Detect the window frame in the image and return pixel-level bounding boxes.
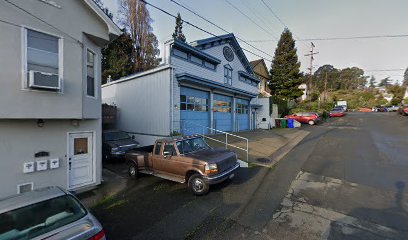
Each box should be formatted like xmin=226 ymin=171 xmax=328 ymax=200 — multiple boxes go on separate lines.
xmin=180 ymin=94 xmax=209 ymax=112
xmin=224 ymin=65 xmax=233 ymax=85
xmin=85 ymin=48 xmax=97 ymax=98
xmin=21 ymin=26 xmax=64 ymax=93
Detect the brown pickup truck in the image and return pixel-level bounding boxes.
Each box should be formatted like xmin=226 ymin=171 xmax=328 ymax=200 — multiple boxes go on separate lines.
xmin=125 ymin=135 xmax=240 ymax=195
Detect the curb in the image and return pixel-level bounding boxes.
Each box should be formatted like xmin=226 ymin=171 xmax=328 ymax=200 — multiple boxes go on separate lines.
xmin=251 ymin=130 xmax=310 ymax=168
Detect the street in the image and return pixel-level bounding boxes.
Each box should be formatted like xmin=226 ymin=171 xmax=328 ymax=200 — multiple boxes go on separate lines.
xmin=92 ymin=112 xmax=408 ymax=240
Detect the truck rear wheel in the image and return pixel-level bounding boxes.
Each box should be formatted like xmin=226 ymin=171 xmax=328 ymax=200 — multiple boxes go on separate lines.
xmin=188 ymin=174 xmax=209 ymax=196
xmin=128 ymin=162 xmax=138 ymax=179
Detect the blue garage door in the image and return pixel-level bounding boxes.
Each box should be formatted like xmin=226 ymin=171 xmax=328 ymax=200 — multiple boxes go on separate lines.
xmin=236 ymin=98 xmax=250 ymax=131
xmin=213 ymin=94 xmax=233 ymax=132
xmin=180 ymin=87 xmax=210 ymax=135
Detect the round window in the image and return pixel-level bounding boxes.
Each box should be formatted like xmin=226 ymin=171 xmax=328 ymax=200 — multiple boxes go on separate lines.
xmin=223 ymin=46 xmax=234 ymax=62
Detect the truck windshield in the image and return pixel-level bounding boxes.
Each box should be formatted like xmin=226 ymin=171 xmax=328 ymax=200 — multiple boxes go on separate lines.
xmin=104 ymin=131 xmax=130 ymax=141
xmin=176 ymin=137 xmax=210 ymax=154
xmin=0 ymin=195 xmax=87 ymax=240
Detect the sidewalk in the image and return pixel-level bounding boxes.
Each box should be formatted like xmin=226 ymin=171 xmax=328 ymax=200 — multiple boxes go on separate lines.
xmin=205 ymin=128 xmax=310 ymax=167
xmin=77 ymin=168 xmax=127 ymax=209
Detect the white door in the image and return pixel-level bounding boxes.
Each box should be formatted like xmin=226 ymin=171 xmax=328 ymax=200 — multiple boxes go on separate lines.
xmin=68 ymin=132 xmax=94 ymax=189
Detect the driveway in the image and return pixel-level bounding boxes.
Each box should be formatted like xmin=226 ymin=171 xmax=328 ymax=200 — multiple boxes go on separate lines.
xmin=91 ymin=113 xmax=408 ymax=239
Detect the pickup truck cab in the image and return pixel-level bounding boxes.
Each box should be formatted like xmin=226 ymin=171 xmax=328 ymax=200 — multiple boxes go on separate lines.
xmin=125 ymin=135 xmax=240 ymax=195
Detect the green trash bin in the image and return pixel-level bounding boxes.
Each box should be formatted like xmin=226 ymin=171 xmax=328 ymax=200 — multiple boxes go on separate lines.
xmin=281 ymin=119 xmax=287 ymax=128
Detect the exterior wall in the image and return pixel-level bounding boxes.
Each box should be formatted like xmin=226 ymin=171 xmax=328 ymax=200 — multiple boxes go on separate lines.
xmin=102 ymin=67 xmax=172 ymax=146
xmin=256 ymin=98 xmax=271 ymax=129
xmin=298 ymin=84 xmax=308 ymax=101
xmin=0 ymin=119 xmax=101 ymax=198
xmin=252 ymin=61 xmax=271 ymax=94
xmin=169 ymin=42 xmax=257 ymax=132
xmin=404 ymin=87 xmax=408 ymax=99
xmin=0 ymin=0 xmax=108 ymax=119
xmin=170 ymin=43 xmax=258 ymax=96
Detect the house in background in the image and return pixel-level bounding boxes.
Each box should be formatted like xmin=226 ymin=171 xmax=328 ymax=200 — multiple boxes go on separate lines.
xmin=249 ymin=59 xmax=275 ymax=129
xmin=298 ymin=83 xmax=308 ymax=101
xmin=102 ymin=34 xmax=260 ymax=146
xmin=404 ymin=86 xmax=408 ymax=100
xmin=0 ymin=0 xmax=121 ymax=198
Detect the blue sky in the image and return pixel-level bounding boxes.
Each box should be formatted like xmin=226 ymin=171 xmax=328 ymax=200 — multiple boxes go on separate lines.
xmin=102 ymin=0 xmax=408 ymax=84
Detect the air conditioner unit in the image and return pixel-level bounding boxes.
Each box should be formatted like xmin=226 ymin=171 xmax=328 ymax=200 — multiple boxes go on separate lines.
xmin=29 ymin=70 xmax=60 ymax=90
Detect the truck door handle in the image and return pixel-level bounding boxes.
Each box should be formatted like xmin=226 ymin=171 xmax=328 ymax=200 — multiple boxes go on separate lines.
xmin=69 ymin=162 xmax=72 ymax=170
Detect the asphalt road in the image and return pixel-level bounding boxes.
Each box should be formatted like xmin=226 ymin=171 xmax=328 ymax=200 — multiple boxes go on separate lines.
xmin=92 ymin=112 xmax=408 ymax=240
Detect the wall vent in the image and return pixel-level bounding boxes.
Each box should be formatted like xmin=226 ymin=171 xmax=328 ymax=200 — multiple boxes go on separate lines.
xmin=17 ymin=182 xmax=34 ymax=194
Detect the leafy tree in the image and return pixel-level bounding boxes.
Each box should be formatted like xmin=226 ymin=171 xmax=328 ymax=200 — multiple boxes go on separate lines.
xmin=403 ymin=67 xmax=408 ymax=87
xmin=101 ymin=32 xmax=134 ymax=83
xmin=119 ymin=0 xmax=160 ymax=73
xmin=172 ymin=13 xmax=186 ymax=42
xmin=312 ymin=64 xmax=340 ymax=91
xmin=387 ymin=85 xmax=405 ymax=105
xmin=337 ymin=67 xmax=367 ymax=90
xmin=269 ymin=28 xmax=303 ymax=100
xmin=378 ymin=77 xmax=392 ymax=87
xmin=369 ymin=75 xmax=376 ymax=88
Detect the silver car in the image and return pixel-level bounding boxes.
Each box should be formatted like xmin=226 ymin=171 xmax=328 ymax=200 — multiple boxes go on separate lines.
xmin=0 ymin=186 xmax=105 ymax=240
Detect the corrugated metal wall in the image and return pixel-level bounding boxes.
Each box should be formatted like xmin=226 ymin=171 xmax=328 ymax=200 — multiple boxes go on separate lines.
xmin=102 ymin=67 xmax=172 ymax=140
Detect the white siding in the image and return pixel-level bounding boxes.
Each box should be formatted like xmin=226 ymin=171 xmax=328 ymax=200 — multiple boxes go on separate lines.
xmin=170 ymin=43 xmax=258 ymax=96
xmin=102 ymin=67 xmax=172 ymax=145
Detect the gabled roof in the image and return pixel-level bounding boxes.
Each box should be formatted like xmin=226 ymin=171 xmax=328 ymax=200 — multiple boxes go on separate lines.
xmin=191 ymin=33 xmax=254 ymax=75
xmin=83 ymin=0 xmax=122 ymax=39
xmin=250 ymin=59 xmax=270 ymax=80
xmin=167 ymin=39 xmax=221 ymax=64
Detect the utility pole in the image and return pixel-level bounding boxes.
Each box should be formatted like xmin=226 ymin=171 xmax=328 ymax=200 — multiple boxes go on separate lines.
xmin=304 ymin=42 xmax=319 ymax=97
xmin=324 ymin=72 xmax=328 ymax=101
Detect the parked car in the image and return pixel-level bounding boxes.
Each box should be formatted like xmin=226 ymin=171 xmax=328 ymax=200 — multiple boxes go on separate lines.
xmin=334 ymin=105 xmax=347 ymax=112
xmin=125 ymin=135 xmax=240 ymax=196
xmin=285 ymin=112 xmax=320 ymax=125
xmin=386 ymin=105 xmax=399 ymax=112
xmin=0 ymin=186 xmax=105 ymax=240
xmin=398 ymin=104 xmax=408 ymax=116
xmin=329 ymin=109 xmax=345 ymax=117
xmin=358 ymin=107 xmax=372 ymax=112
xmin=102 ymin=130 xmax=139 ymax=161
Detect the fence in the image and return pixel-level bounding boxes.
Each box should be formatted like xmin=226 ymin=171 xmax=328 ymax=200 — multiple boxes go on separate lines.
xmin=176 ymin=120 xmax=249 ymax=163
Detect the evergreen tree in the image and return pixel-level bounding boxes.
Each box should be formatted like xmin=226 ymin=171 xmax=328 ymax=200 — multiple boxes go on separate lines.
xmin=369 ymin=75 xmax=376 ymax=88
xmin=269 ymin=28 xmax=303 ymax=100
xmin=172 ymin=13 xmax=186 ymax=42
xmin=101 ymin=32 xmax=134 ymax=83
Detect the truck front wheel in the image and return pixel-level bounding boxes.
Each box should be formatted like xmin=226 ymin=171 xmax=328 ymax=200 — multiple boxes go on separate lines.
xmin=188 ymin=174 xmax=209 ymax=196
xmin=128 ymin=162 xmax=138 ymax=179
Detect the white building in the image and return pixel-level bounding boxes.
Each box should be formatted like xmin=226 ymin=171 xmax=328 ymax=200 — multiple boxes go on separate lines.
xmin=298 ymin=83 xmax=308 ymax=101
xmin=0 ymin=0 xmax=121 ymax=198
xmin=102 ymin=34 xmax=261 ymax=146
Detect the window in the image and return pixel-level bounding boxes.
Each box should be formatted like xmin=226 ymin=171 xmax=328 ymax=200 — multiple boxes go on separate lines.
xmin=86 ymin=50 xmax=96 ymax=97
xmin=0 ymin=195 xmax=86 ymax=240
xmin=74 ymin=138 xmax=88 ymax=155
xmin=224 ymin=65 xmax=232 ymax=85
xmin=236 ymin=103 xmax=249 ymax=114
xmin=173 ymin=48 xmax=188 ymax=59
xmin=155 ymin=143 xmax=162 ymax=155
xmin=204 ymin=61 xmax=216 ymax=70
xmin=26 ymin=29 xmax=60 ymax=88
xmin=176 ymin=138 xmax=210 ymax=155
xmin=163 ymin=143 xmax=176 ymax=156
xmin=190 ymin=55 xmax=203 ymax=65
xmin=180 ymin=95 xmax=209 ymax=112
xmin=213 ymin=100 xmax=231 ymax=113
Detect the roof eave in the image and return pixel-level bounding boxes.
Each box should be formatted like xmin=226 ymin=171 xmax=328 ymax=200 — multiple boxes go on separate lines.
xmin=83 ymin=0 xmax=122 ymax=39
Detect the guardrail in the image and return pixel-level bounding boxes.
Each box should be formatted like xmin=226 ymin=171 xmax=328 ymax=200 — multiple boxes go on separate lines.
xmin=177 ymin=120 xmax=249 ymax=163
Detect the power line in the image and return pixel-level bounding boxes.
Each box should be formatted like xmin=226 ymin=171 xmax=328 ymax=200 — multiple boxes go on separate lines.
xmin=365 ymin=69 xmax=405 ymax=72
xmin=4 ymin=0 xmax=83 ymax=46
xmin=260 ymin=0 xmax=310 ymax=49
xmin=141 ymin=0 xmax=273 ymax=62
xmin=169 ymin=0 xmax=274 ymax=59
xmin=238 ymin=0 xmax=281 ymax=39
xmin=244 ymin=34 xmax=408 ymax=42
xmin=224 ymin=0 xmax=277 ymax=41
